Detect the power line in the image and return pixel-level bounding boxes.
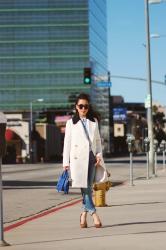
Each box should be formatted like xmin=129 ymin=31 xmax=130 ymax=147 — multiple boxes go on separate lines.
xmin=111 ymin=75 xmax=166 ymax=86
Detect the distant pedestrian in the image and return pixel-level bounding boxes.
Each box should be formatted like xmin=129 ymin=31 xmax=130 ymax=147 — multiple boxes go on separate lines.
xmin=63 ymin=93 xmax=107 ymax=228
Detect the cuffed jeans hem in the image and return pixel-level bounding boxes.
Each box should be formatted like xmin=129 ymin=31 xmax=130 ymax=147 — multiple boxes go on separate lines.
xmin=82 ymin=206 xmax=96 ymax=215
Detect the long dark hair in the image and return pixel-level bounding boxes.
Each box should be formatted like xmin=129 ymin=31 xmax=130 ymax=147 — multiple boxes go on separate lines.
xmin=75 ymin=93 xmax=100 ymax=121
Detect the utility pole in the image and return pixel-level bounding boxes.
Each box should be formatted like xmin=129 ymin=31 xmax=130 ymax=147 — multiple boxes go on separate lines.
xmin=144 ymin=0 xmax=155 ymax=175
xmin=107 ymin=71 xmax=111 ymax=155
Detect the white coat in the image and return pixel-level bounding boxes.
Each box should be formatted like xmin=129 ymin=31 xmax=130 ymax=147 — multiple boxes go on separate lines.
xmin=63 ymin=117 xmax=107 ymax=188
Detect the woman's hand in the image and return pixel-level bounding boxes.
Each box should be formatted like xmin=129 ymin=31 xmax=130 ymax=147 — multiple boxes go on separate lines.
xmin=106 ymin=170 xmax=111 ymax=177
xmin=63 ymin=166 xmax=70 ymax=171
xmin=95 ymin=156 xmax=101 ymax=167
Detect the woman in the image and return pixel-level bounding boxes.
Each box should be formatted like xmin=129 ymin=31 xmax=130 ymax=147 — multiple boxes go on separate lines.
xmin=63 ymin=93 xmax=107 ymax=228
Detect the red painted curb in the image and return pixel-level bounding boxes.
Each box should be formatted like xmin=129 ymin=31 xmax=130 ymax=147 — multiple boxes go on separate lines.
xmin=4 ymin=198 xmax=82 ymax=232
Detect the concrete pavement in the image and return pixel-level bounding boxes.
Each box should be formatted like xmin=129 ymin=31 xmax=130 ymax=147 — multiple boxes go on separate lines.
xmin=3 ymin=166 xmax=166 ymax=249
xmin=2 ymin=156 xmax=151 ymax=223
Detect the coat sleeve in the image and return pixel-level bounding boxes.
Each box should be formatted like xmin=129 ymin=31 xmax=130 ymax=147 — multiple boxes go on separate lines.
xmin=63 ymin=119 xmax=72 ymax=167
xmin=94 ymin=120 xmax=108 ymax=183
xmin=95 ymin=120 xmax=103 ymax=159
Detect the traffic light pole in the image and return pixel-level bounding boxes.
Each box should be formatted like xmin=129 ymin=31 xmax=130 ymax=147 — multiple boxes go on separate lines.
xmin=107 ymin=71 xmax=111 ymax=155
xmin=144 ymin=0 xmax=155 ymax=175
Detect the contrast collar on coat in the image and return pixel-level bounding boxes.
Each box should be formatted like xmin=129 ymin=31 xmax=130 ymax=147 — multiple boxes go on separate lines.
xmin=72 ymin=113 xmax=95 ymax=124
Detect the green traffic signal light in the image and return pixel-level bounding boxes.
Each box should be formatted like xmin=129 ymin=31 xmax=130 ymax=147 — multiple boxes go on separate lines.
xmin=84 ymin=77 xmax=91 ymax=84
xmin=84 ymin=67 xmax=91 ymax=84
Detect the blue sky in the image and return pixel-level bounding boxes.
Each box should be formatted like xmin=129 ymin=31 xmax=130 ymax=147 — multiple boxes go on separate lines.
xmin=107 ymin=0 xmax=166 ymax=106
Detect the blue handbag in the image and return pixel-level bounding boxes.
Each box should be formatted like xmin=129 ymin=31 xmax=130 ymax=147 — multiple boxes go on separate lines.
xmin=56 ymin=170 xmax=69 ymax=194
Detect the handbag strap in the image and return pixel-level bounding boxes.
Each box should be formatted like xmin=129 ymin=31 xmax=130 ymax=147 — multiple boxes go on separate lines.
xmin=80 ymin=119 xmax=92 ymax=149
xmin=63 ymin=170 xmax=69 ymax=178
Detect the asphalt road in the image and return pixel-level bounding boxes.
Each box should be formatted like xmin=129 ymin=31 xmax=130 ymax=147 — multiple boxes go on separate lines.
xmin=2 ymin=163 xmax=81 ymax=224
xmin=2 ymin=155 xmax=164 ymax=224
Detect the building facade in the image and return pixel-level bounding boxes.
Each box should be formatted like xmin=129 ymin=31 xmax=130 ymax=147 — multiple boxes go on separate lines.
xmin=0 ymin=0 xmax=108 ymax=110
xmin=0 ymin=0 xmax=109 ymax=153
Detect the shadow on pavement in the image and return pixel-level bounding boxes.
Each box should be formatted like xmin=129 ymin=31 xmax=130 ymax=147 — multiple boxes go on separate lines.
xmin=8 ymin=227 xmax=166 ymax=247
xmin=3 ymin=180 xmax=57 ymax=189
xmin=3 ymin=180 xmax=124 ymax=189
xmin=105 ymin=159 xmax=164 ymax=164
xmin=111 ymin=201 xmax=165 ymax=207
xmin=103 ymin=219 xmax=166 ymax=228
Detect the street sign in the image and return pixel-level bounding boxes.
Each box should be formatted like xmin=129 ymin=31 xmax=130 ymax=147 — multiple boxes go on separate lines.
xmin=145 ymin=94 xmax=151 ymax=108
xmin=113 ymin=108 xmax=127 ymax=122
xmin=96 ymin=81 xmax=112 ymax=87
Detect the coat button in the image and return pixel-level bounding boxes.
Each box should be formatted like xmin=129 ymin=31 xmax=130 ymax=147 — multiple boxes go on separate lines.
xmin=75 ymin=145 xmax=78 ymax=147
xmin=74 ymin=157 xmax=78 ymax=160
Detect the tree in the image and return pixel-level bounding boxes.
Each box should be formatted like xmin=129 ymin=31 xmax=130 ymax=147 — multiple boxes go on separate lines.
xmin=153 ymin=105 xmax=166 ymax=145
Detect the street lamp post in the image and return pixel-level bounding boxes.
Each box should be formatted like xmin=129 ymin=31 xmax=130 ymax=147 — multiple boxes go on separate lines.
xmin=30 ymin=98 xmax=44 ymax=132
xmin=30 ymin=101 xmax=33 ymax=133
xmin=144 ymin=0 xmax=155 ymax=175
xmin=30 ymin=98 xmax=44 ymax=162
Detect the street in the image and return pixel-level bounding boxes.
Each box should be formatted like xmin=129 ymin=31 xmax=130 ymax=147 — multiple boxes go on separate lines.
xmin=2 ymin=163 xmax=80 ymax=224
xmin=2 ymin=155 xmax=165 ymax=224
xmin=2 ymin=154 xmax=166 ymax=250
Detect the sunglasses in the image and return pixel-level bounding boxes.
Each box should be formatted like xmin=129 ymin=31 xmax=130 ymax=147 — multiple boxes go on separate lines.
xmin=77 ymin=104 xmax=89 ymax=110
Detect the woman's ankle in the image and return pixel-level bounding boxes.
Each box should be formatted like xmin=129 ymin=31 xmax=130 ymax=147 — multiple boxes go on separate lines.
xmin=81 ymin=212 xmax=87 ymax=220
xmin=80 ymin=212 xmax=87 ymax=224
xmin=80 ymin=212 xmax=88 ymax=228
xmin=82 ymin=211 xmax=87 ymax=217
xmin=92 ymin=213 xmax=101 ymax=222
xmin=92 ymin=213 xmax=102 ymax=227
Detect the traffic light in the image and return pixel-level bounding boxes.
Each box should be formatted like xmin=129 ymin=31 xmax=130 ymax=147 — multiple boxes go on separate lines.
xmin=83 ymin=67 xmax=91 ymax=84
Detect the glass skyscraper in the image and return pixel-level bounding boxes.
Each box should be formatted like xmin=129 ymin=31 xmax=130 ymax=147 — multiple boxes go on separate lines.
xmin=0 ymin=0 xmax=108 ymax=112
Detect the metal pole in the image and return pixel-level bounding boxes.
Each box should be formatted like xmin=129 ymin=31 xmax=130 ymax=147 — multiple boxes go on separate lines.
xmin=30 ymin=101 xmax=33 ymax=163
xmin=107 ymin=71 xmax=111 ymax=154
xmin=0 ymin=157 xmax=4 ymax=242
xmin=144 ymin=0 xmax=155 ymax=175
xmin=0 ymin=157 xmax=10 ymax=246
xmin=130 ymin=152 xmax=134 ymax=186
xmin=30 ymin=101 xmax=33 ymax=133
xmin=29 ymin=98 xmax=43 ymax=162
xmin=154 ymin=151 xmax=157 ymax=176
xmin=146 ymin=152 xmax=149 ymax=179
xmin=163 ymin=151 xmax=165 ymax=170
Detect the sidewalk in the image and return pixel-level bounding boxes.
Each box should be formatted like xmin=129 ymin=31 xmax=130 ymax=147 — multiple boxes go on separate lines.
xmin=4 ymin=169 xmax=166 ymax=250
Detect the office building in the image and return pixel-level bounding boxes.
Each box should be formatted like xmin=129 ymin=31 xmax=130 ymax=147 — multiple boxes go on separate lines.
xmin=0 ymin=0 xmax=108 ymax=109
xmin=0 ymin=0 xmax=109 ymax=152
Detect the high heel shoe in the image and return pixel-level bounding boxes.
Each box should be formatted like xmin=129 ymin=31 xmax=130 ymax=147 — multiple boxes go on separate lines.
xmin=92 ymin=213 xmax=102 ymax=228
xmin=80 ymin=213 xmax=87 ymax=228
xmin=95 ymin=222 xmax=102 ymax=228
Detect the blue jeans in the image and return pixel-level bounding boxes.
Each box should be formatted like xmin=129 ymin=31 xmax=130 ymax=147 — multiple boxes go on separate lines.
xmin=81 ymin=152 xmax=96 ymax=215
